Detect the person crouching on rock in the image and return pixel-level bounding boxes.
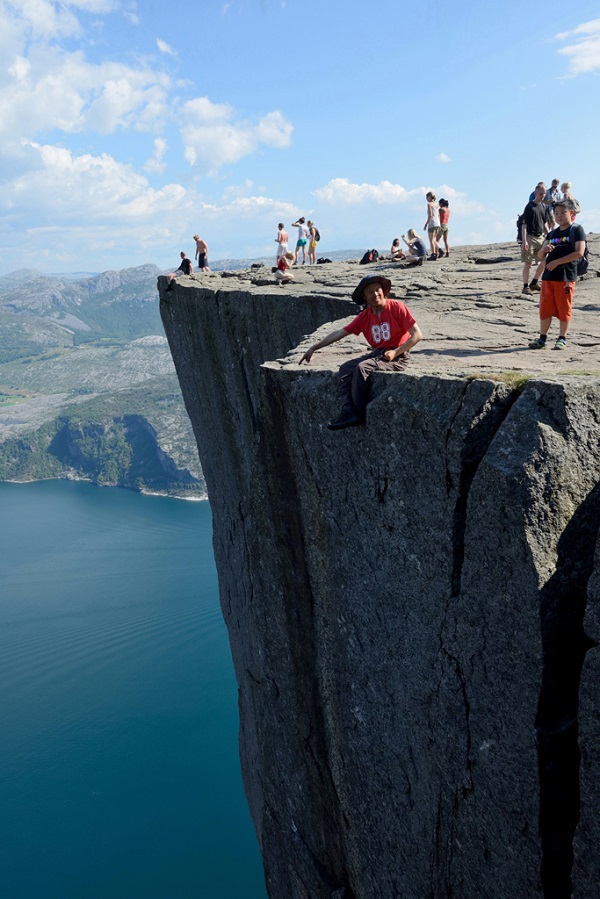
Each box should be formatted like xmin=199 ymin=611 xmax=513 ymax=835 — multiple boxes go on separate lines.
xmin=275 ymin=252 xmax=295 ymax=284
xmin=300 ymin=274 xmax=423 ymax=430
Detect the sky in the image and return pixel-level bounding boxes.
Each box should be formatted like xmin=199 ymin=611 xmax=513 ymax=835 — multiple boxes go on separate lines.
xmin=0 ymin=0 xmax=599 ymax=275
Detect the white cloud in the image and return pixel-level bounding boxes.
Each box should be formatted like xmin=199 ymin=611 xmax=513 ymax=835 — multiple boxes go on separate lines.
xmin=314 ymin=178 xmax=485 ymax=216
xmin=555 ymin=18 xmax=600 ymax=75
xmin=144 ymin=137 xmax=168 ymax=174
xmin=156 ymin=37 xmax=176 ymax=56
xmin=0 ymin=39 xmax=172 ymax=143
xmin=436 ymin=152 xmax=451 ymax=163
xmin=314 ymin=178 xmax=417 ymax=205
xmin=3 ymin=0 xmax=116 ymax=41
xmin=180 ymin=97 xmax=293 ymax=171
xmin=6 ymin=141 xmax=186 ymax=223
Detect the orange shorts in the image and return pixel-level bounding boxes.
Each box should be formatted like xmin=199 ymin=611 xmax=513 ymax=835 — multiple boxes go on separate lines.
xmin=540 ymin=280 xmax=575 ymax=321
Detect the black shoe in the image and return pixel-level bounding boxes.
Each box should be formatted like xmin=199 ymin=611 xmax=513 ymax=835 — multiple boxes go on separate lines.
xmin=428 ymin=254 xmax=437 ymax=261
xmin=327 ymin=412 xmax=363 ymax=430
xmin=417 ymin=257 xmax=424 ymax=266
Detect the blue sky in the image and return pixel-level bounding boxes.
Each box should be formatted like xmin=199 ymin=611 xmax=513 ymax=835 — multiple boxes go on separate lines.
xmin=0 ymin=0 xmax=599 ymax=274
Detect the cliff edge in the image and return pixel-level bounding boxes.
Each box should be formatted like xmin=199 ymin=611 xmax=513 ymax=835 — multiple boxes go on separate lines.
xmin=160 ymin=243 xmax=600 ymax=899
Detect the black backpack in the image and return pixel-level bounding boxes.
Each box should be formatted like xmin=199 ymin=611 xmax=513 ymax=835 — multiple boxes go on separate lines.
xmin=570 ymin=225 xmax=589 ymax=277
xmin=360 ymin=248 xmax=380 ymax=265
xmin=516 ymin=213 xmax=524 ymax=244
xmin=314 ymin=228 xmax=321 ymax=242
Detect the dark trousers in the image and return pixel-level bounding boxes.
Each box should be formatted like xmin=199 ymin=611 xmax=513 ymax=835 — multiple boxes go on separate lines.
xmin=338 ymin=350 xmax=409 ymax=416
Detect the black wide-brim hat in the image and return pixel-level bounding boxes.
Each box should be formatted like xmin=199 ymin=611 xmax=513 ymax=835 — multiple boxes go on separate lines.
xmin=351 ymin=274 xmax=392 ymax=304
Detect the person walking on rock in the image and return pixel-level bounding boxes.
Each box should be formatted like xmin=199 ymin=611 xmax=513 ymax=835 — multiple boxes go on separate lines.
xmin=561 ymin=182 xmax=580 ymax=215
xmin=307 ymin=220 xmax=319 ymax=265
xmin=528 ymin=199 xmax=586 ymax=351
xmin=275 ymin=223 xmax=289 ymax=263
xmin=424 ymin=192 xmax=440 ymax=260
xmin=193 ymin=234 xmax=210 ymax=271
xmin=520 ymin=184 xmax=551 ymax=295
xmin=544 ymin=179 xmax=561 ymax=227
xmin=438 ymin=199 xmax=450 ymax=257
xmin=292 ymin=217 xmax=309 ymax=265
xmin=300 ymin=274 xmax=422 ymax=430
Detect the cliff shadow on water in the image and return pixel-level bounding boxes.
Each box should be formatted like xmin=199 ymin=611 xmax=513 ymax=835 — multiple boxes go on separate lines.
xmin=159 ymin=267 xmax=600 ymax=899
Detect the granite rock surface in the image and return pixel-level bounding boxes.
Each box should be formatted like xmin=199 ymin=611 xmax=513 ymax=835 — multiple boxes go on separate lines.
xmin=160 ymin=239 xmax=600 ymax=898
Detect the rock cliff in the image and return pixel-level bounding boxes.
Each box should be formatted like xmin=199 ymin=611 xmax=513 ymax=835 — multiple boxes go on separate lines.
xmin=159 ymin=244 xmax=600 ymax=899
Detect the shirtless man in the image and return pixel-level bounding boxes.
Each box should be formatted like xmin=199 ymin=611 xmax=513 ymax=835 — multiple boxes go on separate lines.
xmin=275 ymin=223 xmax=289 ymax=263
xmin=193 ymin=235 xmax=210 ymax=272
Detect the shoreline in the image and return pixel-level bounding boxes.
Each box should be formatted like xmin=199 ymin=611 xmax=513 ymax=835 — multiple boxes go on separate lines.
xmin=2 ymin=474 xmax=208 ymax=502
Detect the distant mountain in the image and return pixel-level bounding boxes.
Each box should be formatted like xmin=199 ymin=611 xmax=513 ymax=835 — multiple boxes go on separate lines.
xmin=0 ymin=266 xmax=204 ymax=497
xmin=0 ymin=265 xmax=164 ymax=358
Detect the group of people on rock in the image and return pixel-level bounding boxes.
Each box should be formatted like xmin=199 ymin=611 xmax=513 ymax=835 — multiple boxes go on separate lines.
xmin=165 ymin=234 xmax=209 ymax=288
xmin=161 ymin=178 xmax=587 ymax=431
xmin=519 ymin=179 xmax=585 ymax=351
xmin=276 ymin=219 xmax=320 ymax=266
xmin=389 ymin=195 xmax=451 ymax=266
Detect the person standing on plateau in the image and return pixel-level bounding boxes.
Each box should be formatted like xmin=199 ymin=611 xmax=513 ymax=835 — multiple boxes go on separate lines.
xmin=528 ymin=199 xmax=586 ymax=351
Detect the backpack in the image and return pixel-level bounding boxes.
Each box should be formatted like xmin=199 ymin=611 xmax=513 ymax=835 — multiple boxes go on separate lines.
xmin=570 ymin=225 xmax=589 ymax=277
xmin=516 ymin=213 xmax=524 ymax=244
xmin=314 ymin=228 xmax=321 ymax=242
xmin=360 ymin=248 xmax=380 ymax=265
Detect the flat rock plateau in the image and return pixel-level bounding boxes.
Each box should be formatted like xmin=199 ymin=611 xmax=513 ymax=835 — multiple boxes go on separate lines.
xmin=175 ymin=234 xmax=600 ymax=378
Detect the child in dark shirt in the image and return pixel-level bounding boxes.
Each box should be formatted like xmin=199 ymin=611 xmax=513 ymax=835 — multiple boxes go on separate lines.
xmin=528 ymin=199 xmax=586 ymax=351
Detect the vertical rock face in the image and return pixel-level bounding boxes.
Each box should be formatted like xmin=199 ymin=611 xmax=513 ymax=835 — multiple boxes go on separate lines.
xmin=160 ymin=278 xmax=600 ymax=899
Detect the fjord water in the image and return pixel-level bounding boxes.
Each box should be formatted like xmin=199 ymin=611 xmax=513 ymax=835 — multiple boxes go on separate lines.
xmin=0 ymin=481 xmax=267 ymax=899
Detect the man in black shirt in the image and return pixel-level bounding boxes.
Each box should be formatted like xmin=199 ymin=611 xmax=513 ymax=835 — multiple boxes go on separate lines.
xmin=528 ymin=199 xmax=586 ymax=351
xmin=166 ymin=252 xmax=194 ymax=290
xmin=520 ymin=184 xmax=551 ymax=295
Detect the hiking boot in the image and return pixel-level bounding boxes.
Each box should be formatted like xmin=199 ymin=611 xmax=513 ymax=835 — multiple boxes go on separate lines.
xmin=417 ymin=257 xmax=424 ymax=266
xmin=428 ymin=254 xmax=437 ymax=261
xmin=528 ymin=336 xmax=547 ymax=349
xmin=327 ymin=412 xmax=363 ymax=431
xmin=530 ymin=282 xmax=541 ymax=292
xmin=554 ymin=337 xmax=567 ymax=350
xmin=522 ymin=285 xmax=532 ymax=296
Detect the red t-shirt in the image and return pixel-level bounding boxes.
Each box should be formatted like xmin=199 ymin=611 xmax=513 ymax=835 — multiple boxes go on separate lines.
xmin=439 ymin=208 xmax=450 ymax=225
xmin=344 ymin=299 xmax=416 ymax=350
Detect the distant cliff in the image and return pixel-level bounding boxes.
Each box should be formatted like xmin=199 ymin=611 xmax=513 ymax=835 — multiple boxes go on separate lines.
xmin=160 ymin=251 xmax=600 ymax=898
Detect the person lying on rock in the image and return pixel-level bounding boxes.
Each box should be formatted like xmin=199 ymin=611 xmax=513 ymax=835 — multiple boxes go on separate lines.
xmin=300 ymin=274 xmax=423 ymax=430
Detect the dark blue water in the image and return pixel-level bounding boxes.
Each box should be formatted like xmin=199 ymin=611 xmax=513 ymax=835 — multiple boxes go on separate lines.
xmin=0 ymin=480 xmax=267 ymax=899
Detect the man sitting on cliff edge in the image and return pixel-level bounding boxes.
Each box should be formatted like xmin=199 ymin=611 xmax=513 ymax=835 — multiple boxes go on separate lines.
xmin=300 ymin=274 xmax=423 ymax=430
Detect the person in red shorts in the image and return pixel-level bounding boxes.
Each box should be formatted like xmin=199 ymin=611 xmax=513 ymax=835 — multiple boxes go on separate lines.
xmin=300 ymin=274 xmax=423 ymax=429
xmin=528 ymin=199 xmax=586 ymax=351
